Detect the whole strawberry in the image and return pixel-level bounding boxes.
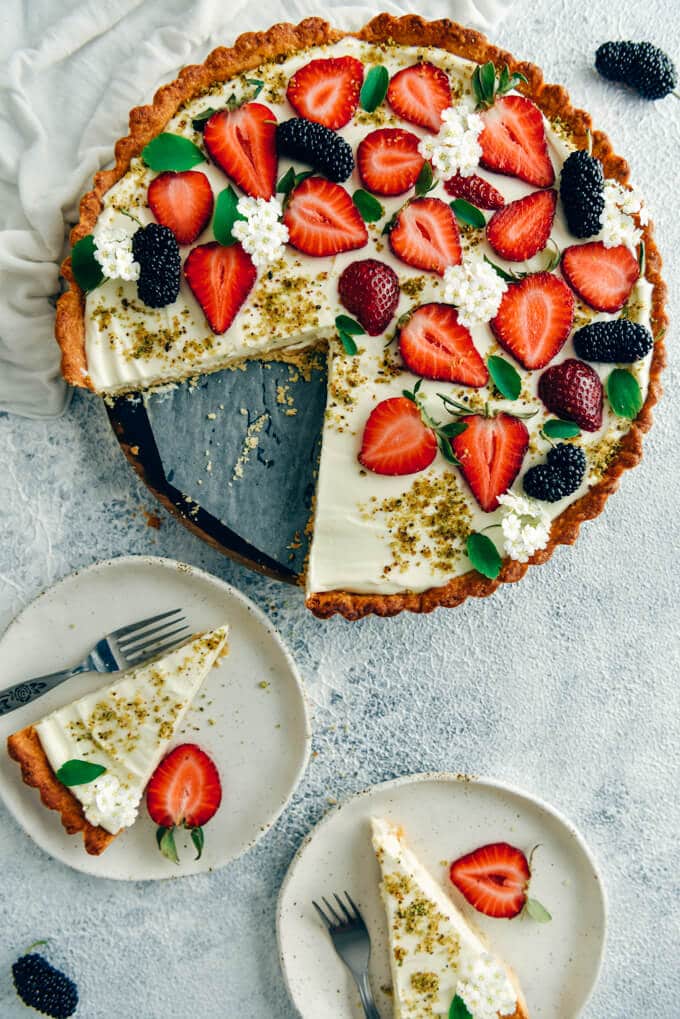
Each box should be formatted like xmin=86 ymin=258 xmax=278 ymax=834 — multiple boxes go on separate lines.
xmin=338 ymin=258 xmax=400 ymax=335
xmin=538 ymin=358 xmax=603 ymax=432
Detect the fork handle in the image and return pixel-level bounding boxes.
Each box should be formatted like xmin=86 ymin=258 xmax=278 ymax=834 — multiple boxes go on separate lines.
xmin=0 ymin=665 xmax=87 ymax=717
xmin=354 ymin=972 xmax=381 ymax=1019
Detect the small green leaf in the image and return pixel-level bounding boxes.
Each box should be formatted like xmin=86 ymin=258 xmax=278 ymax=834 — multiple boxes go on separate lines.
xmin=606 ymin=368 xmax=643 ymax=419
xmin=338 ymin=330 xmax=358 ymax=356
xmin=525 ymin=897 xmax=553 ymax=923
xmin=245 ymin=78 xmax=264 ymax=98
xmin=360 ymin=65 xmax=389 ymax=112
xmin=335 ymin=314 xmax=365 ymax=336
xmin=192 ymin=107 xmax=219 ymax=131
xmin=480 ymin=61 xmax=496 ymax=100
xmin=277 ymin=166 xmax=296 ymax=195
xmin=437 ymin=433 xmax=461 ymax=464
xmin=484 ymin=255 xmax=517 ymax=283
xmin=467 ymin=532 xmax=502 ymax=579
xmin=415 ymin=161 xmax=436 ymax=197
xmin=156 ymin=826 xmax=180 ymax=864
xmin=142 ymin=132 xmax=205 ymax=171
xmin=71 ymin=234 xmax=105 ymax=292
xmin=487 ymin=355 xmax=522 ymax=400
xmin=56 ymin=759 xmax=106 ymax=786
xmin=542 ymin=419 xmax=581 ymax=439
xmin=440 ymin=421 xmax=469 ymax=438
xmin=450 ymin=198 xmax=486 ymax=229
xmin=190 ymin=826 xmax=205 ymax=861
xmin=352 ymin=189 xmax=385 ymax=223
xmin=213 ymin=185 xmax=246 ymax=246
xmin=449 ymin=993 xmax=473 ymax=1019
xmin=382 ymin=211 xmax=399 ymax=235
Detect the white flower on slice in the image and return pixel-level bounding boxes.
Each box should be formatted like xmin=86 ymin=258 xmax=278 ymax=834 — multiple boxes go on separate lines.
xmin=497 ymin=490 xmax=552 ymax=563
xmin=417 ymin=100 xmax=484 ymax=178
xmin=600 ymin=179 xmax=646 ymax=249
xmin=83 ymin=773 xmax=139 ymax=830
xmin=232 ymin=196 xmax=289 ymax=267
xmin=442 ymin=252 xmax=507 ymax=329
xmin=456 ymin=952 xmax=518 ymax=1019
xmin=93 ymin=225 xmax=140 ymax=282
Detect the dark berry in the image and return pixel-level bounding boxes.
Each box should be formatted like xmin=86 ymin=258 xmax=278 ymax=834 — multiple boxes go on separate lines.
xmin=12 ymin=953 xmax=78 ymax=1019
xmin=131 ymin=223 xmax=181 ymax=308
xmin=595 ymin=41 xmax=678 ymax=100
xmin=523 ymin=443 xmax=586 ymax=502
xmin=573 ymin=319 xmax=653 ymax=362
xmin=547 ymin=442 xmax=587 ymax=488
xmin=559 ymin=150 xmax=605 ymax=238
xmin=276 ymin=118 xmax=354 ymax=182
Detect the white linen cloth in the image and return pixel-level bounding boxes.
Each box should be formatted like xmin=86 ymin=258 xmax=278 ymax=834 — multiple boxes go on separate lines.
xmin=0 ymin=0 xmax=513 ymax=418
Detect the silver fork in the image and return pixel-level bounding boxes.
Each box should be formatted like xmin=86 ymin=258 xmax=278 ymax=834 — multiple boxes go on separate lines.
xmin=313 ymin=892 xmax=381 ymax=1019
xmin=0 ymin=608 xmax=189 ymax=717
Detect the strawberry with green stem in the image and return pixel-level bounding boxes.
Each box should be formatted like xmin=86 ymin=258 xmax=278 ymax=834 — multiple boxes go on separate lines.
xmin=147 ymin=743 xmax=222 ymax=863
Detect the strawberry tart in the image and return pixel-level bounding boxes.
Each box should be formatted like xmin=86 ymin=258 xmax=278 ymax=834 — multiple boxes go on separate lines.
xmin=55 ymin=15 xmax=667 ymax=619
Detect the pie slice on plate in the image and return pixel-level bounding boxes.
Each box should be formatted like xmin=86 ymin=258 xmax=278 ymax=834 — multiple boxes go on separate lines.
xmin=372 ymin=817 xmax=528 ymax=1018
xmin=7 ymin=624 xmax=228 ymax=855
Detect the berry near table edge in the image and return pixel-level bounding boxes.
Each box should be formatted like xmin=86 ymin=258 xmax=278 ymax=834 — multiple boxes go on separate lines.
xmin=12 ymin=952 xmax=78 ymax=1019
xmin=595 ymin=41 xmax=678 ymax=100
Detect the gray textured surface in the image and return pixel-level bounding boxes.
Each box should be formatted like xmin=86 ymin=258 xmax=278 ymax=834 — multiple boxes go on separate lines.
xmin=1 ymin=1 xmax=679 ymax=1016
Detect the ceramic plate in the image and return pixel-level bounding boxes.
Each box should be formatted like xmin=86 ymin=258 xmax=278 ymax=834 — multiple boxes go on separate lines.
xmin=278 ymin=774 xmax=606 ymax=1018
xmin=0 ymin=555 xmax=310 ymax=880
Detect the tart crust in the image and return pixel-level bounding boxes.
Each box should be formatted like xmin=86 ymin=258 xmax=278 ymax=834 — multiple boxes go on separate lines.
xmin=7 ymin=726 xmax=117 ymax=856
xmin=54 ymin=14 xmax=668 ymax=621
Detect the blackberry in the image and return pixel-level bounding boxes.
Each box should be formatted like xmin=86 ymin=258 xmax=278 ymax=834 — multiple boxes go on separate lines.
xmin=595 ymin=41 xmax=677 ymax=100
xmin=547 ymin=443 xmax=587 ymax=489
xmin=523 ymin=443 xmax=586 ymax=502
xmin=12 ymin=953 xmax=78 ymax=1018
xmin=276 ymin=118 xmax=354 ymax=182
xmin=131 ymin=223 xmax=181 ymax=308
xmin=573 ymin=319 xmax=653 ymax=363
xmin=559 ymin=150 xmax=605 ymax=238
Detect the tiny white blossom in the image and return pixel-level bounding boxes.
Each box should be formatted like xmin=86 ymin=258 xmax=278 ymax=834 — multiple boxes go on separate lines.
xmin=442 ymin=252 xmax=507 ymax=329
xmin=457 ymin=953 xmax=517 ymax=1019
xmin=498 ymin=490 xmax=552 ymax=562
xmin=232 ymin=196 xmax=289 ymax=267
xmin=418 ymin=101 xmax=484 ymax=178
xmin=600 ymin=180 xmax=645 ymax=249
xmin=93 ymin=225 xmax=140 ymax=282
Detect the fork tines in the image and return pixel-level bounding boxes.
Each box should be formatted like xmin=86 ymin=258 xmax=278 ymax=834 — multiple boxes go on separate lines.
xmin=113 ymin=608 xmax=190 ymax=664
xmin=313 ymin=891 xmax=364 ymax=930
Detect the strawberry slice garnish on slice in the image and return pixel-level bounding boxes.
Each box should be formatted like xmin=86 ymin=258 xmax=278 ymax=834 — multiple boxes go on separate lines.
xmin=389 ymin=197 xmax=462 ymax=275
xmin=147 ymin=170 xmax=214 ymax=246
xmin=184 ymin=242 xmax=256 ymax=334
xmin=283 ymin=177 xmax=368 ymax=257
xmin=203 ymin=103 xmax=277 ymax=199
xmin=357 ymin=128 xmax=425 ymax=196
xmin=444 ymin=172 xmax=505 ymax=210
xmin=490 ymin=271 xmax=575 ymax=370
xmin=358 ymin=396 xmax=437 ymax=476
xmin=479 ymin=95 xmax=555 ymax=188
xmin=486 ymin=189 xmax=557 ymax=262
xmin=451 ymin=412 xmax=529 ymax=512
xmin=561 ymin=241 xmax=639 ymax=313
xmin=450 ymin=842 xmax=530 ymax=918
xmin=399 ymin=304 xmax=488 ymax=386
xmin=286 ymin=56 xmax=364 ymax=130
xmin=387 ymin=62 xmax=451 ymax=132
xmin=147 ymin=743 xmax=222 ymax=863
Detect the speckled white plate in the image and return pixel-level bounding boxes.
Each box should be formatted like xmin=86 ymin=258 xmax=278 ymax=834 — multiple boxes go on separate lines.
xmin=278 ymin=774 xmax=606 ymax=1019
xmin=0 ymin=555 xmax=311 ymax=880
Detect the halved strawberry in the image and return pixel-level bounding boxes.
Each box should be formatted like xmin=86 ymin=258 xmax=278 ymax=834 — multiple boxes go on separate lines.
xmin=399 ymin=304 xmax=488 ymax=386
xmin=147 ymin=743 xmax=222 ymax=863
xmin=450 ymin=842 xmax=530 ymax=919
xmin=479 ymin=96 xmax=555 ymax=187
xmin=358 ymin=396 xmax=437 ymax=476
xmin=486 ymin=189 xmax=557 ymax=262
xmin=451 ymin=412 xmax=529 ymax=512
xmin=389 ymin=198 xmax=462 ymax=275
xmin=283 ymin=177 xmax=367 ymax=257
xmin=147 ymin=171 xmax=214 ymax=246
xmin=184 ymin=242 xmax=256 ymax=334
xmin=490 ymin=272 xmax=574 ymax=370
xmin=444 ymin=172 xmax=505 ymax=210
xmin=203 ymin=103 xmax=277 ymax=199
xmin=286 ymin=56 xmax=363 ymax=130
xmin=357 ymin=128 xmax=425 ymax=196
xmin=387 ymin=62 xmax=451 ymax=132
xmin=561 ymin=241 xmax=639 ymax=313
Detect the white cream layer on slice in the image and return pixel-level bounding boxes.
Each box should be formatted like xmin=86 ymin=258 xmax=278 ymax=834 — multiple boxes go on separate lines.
xmin=372 ymin=818 xmax=519 ymax=1019
xmin=35 ymin=624 xmax=228 ymax=833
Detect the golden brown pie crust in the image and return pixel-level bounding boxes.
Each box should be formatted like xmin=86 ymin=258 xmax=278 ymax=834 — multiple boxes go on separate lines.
xmin=7 ymin=726 xmax=118 ymax=855
xmin=54 ymin=14 xmax=667 ymax=622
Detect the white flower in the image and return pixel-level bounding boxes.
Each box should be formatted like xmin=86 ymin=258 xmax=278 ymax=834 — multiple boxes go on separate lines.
xmin=417 ymin=100 xmax=484 ymax=178
xmin=600 ymin=180 xmax=645 ymax=249
xmin=442 ymin=252 xmax=507 ymax=329
xmin=457 ymin=953 xmax=517 ymax=1019
xmin=93 ymin=225 xmax=140 ymax=281
xmin=498 ymin=490 xmax=552 ymax=562
xmin=84 ymin=774 xmax=138 ymax=830
xmin=232 ymin=196 xmax=289 ymax=267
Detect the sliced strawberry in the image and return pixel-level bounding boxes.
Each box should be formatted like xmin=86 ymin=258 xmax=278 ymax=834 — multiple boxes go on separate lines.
xmin=147 ymin=171 xmax=214 ymax=246
xmin=487 ymin=189 xmax=557 ymax=262
xmin=287 ymin=56 xmax=363 ymax=130
xmin=389 ymin=197 xmax=462 ymax=276
xmin=452 ymin=413 xmax=529 ymax=512
xmin=387 ymin=62 xmax=451 ymax=132
xmin=283 ymin=177 xmax=367 ymax=257
xmin=358 ymin=397 xmax=437 ymax=476
xmin=203 ymin=103 xmax=277 ymax=199
xmin=399 ymin=304 xmax=488 ymax=386
xmin=561 ymin=241 xmax=639 ymax=313
xmin=491 ymin=272 xmax=574 ymax=370
xmin=184 ymin=242 xmax=256 ymax=334
xmin=357 ymin=128 xmax=425 ymax=196
xmin=450 ymin=842 xmax=530 ymax=919
xmin=479 ymin=96 xmax=555 ymax=188
xmin=444 ymin=172 xmax=505 ymax=210
xmin=147 ymin=743 xmax=222 ymax=863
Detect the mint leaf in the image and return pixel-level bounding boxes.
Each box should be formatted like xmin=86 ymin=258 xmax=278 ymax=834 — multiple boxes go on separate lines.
xmin=277 ymin=167 xmax=296 ymax=195
xmin=484 ymin=255 xmax=517 ymax=283
xmin=245 ymin=78 xmax=264 ymax=98
xmin=71 ymin=234 xmax=105 ymax=292
xmin=190 ymin=826 xmax=205 ymax=861
xmin=467 ymin=532 xmax=502 ymax=579
xmin=352 ymin=189 xmax=385 ymax=223
xmin=542 ymin=419 xmax=581 ymax=439
xmin=192 ymin=107 xmax=219 ymax=131
xmin=142 ymin=133 xmax=205 ymax=171
xmin=156 ymin=826 xmax=180 ymax=864
xmin=487 ymin=355 xmax=522 ymax=400
xmin=415 ymin=161 xmax=436 ymax=197
xmin=213 ymin=185 xmax=246 ymax=246
xmin=360 ymin=65 xmax=389 ymax=112
xmin=338 ymin=331 xmax=358 ymax=356
xmin=440 ymin=421 xmax=469 ymax=438
xmin=437 ymin=433 xmax=460 ymax=464
xmin=450 ymin=198 xmax=486 ymax=229
xmin=56 ymin=759 xmax=106 ymax=786
xmin=449 ymin=994 xmax=473 ymax=1019
xmin=607 ymin=368 xmax=643 ymax=419
xmin=335 ymin=314 xmax=365 ymax=336
xmin=525 ymin=897 xmax=552 ymax=923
